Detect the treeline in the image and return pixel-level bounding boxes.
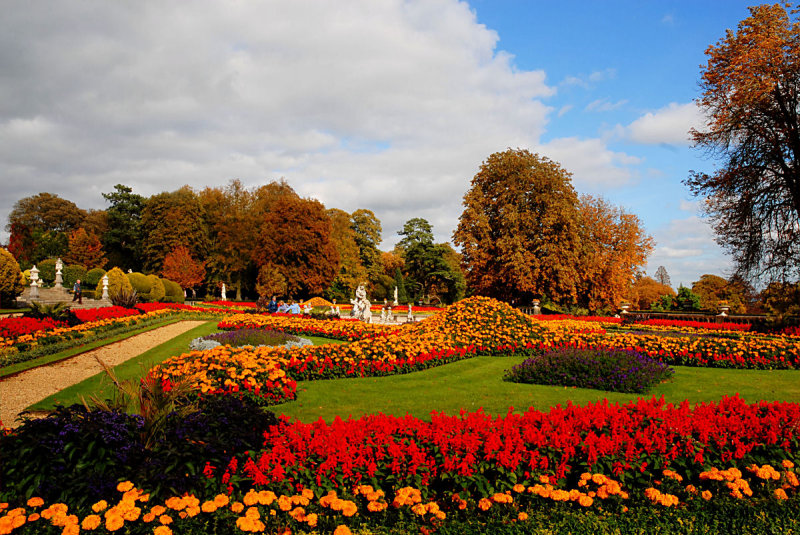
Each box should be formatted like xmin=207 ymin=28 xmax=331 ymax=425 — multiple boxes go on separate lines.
xmin=4 ymin=180 xmax=464 ymax=304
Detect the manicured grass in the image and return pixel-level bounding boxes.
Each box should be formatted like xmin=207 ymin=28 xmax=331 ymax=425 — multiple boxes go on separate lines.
xmin=0 ymin=318 xmax=187 ymax=378
xmin=270 ymin=355 xmax=800 ymax=422
xmin=28 ymin=329 xmax=347 ymax=411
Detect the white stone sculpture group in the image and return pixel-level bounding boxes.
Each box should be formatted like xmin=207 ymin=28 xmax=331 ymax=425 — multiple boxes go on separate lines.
xmin=350 ymin=284 xmax=372 ymax=323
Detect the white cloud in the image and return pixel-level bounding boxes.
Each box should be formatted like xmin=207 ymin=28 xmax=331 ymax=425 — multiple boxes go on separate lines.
xmin=626 ymin=102 xmax=706 ymax=146
xmin=585 ymin=98 xmax=628 ymax=112
xmin=645 ymin=215 xmax=733 ymax=287
xmin=538 ymin=136 xmax=641 ymax=190
xmin=0 ymin=0 xmax=556 ymax=246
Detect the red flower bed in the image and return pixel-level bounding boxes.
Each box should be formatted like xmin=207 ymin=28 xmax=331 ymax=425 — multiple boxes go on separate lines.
xmin=221 ymin=396 xmax=800 ymax=498
xmin=0 ymin=317 xmax=65 ymax=338
xmin=537 ymin=315 xmax=622 ymax=324
xmin=636 ymin=318 xmax=751 ymax=331
xmin=72 ymin=306 xmax=141 ymax=323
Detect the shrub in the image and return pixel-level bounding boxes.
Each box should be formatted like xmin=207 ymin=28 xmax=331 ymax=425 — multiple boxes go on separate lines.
xmin=503 ymin=345 xmax=674 ymax=394
xmin=85 ymin=267 xmax=106 ymax=289
xmin=162 ymin=278 xmax=184 ymax=303
xmin=62 ymin=263 xmax=86 ymax=289
xmin=0 ymin=405 xmax=146 ymax=507
xmin=37 ymin=258 xmax=56 ymax=284
xmin=106 ymin=267 xmax=133 ymax=300
xmin=127 ymin=271 xmax=151 ymax=300
xmin=200 ymin=328 xmax=303 ymax=348
xmin=147 ymin=274 xmax=166 ymax=302
xmin=0 ymin=248 xmax=24 ymax=307
xmin=111 ymin=288 xmax=139 ymax=308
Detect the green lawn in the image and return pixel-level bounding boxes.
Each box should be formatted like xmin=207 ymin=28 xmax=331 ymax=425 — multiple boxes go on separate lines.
xmin=28 ymin=326 xmax=800 ymax=423
xmin=270 ymin=355 xmax=800 ymax=422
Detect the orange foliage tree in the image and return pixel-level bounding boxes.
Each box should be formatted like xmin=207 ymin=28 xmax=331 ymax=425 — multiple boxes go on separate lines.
xmin=687 ymin=3 xmax=800 ymax=281
xmin=254 ymin=194 xmax=339 ymax=298
xmin=64 ymin=227 xmax=107 ymax=269
xmin=326 ymin=208 xmax=367 ymax=300
xmin=454 ymin=148 xmax=582 ymax=304
xmin=576 ymin=195 xmax=654 ymax=313
xmin=161 ymin=246 xmax=205 ymax=291
xmin=626 ymin=277 xmax=676 ymax=311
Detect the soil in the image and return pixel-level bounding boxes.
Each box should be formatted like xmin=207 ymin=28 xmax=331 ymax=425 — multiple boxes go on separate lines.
xmin=0 ymin=320 xmax=207 ymax=428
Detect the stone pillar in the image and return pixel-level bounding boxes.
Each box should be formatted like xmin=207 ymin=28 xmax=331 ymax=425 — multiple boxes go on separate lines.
xmin=101 ymin=274 xmax=109 ymax=300
xmin=532 ymin=299 xmax=541 ymax=315
xmin=620 ymin=303 xmax=631 ymax=315
xmin=29 ymin=265 xmax=40 ymax=300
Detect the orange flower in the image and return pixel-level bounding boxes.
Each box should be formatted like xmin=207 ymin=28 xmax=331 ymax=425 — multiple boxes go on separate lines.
xmin=701 ymin=490 xmax=712 ymax=501
xmin=518 ymin=512 xmax=528 ymax=521
xmin=116 ymin=481 xmax=134 ymax=493
xmin=478 ymin=498 xmax=492 ymax=511
xmin=26 ymin=498 xmax=44 ymax=508
xmin=154 ymin=526 xmax=173 ymax=535
xmin=333 ymin=525 xmax=352 ymax=535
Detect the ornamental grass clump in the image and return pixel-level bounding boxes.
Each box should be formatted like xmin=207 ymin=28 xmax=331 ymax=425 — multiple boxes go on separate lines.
xmin=503 ymin=345 xmax=674 ymax=393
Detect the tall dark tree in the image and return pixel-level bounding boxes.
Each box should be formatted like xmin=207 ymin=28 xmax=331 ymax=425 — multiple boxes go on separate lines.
xmin=140 ymin=187 xmax=209 ymax=273
xmin=397 ymin=218 xmax=464 ymax=304
xmin=350 ymin=209 xmax=383 ymax=287
xmin=654 ymin=265 xmax=671 ymax=288
xmin=103 ymin=184 xmax=145 ymax=271
xmin=687 ymin=4 xmax=800 ymax=282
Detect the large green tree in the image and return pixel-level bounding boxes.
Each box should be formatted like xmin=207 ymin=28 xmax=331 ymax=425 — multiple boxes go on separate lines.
xmin=350 ymin=209 xmax=383 ymax=286
xmin=687 ymin=3 xmax=800 ymax=282
xmin=326 ymin=208 xmax=367 ymax=301
xmin=397 ymin=218 xmax=465 ymax=304
xmin=140 ymin=187 xmax=209 ymax=273
xmin=454 ymin=148 xmax=582 ymax=304
xmin=102 ymin=184 xmax=145 ymax=272
xmin=7 ymin=192 xmax=86 ymax=235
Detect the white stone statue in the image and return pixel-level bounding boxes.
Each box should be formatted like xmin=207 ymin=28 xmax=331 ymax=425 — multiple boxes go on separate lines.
xmin=303 ymin=304 xmax=312 ymax=314
xmin=407 ymin=303 xmax=414 ymax=323
xmin=54 ymin=258 xmax=64 ymax=289
xmin=393 ymin=286 xmax=399 ymax=306
xmin=350 ymin=284 xmax=372 ymax=323
xmin=101 ymin=274 xmax=109 ymax=300
xmin=221 ymin=283 xmax=226 ymax=300
xmin=380 ymin=305 xmax=388 ymax=323
xmin=30 ymin=265 xmax=40 ymax=299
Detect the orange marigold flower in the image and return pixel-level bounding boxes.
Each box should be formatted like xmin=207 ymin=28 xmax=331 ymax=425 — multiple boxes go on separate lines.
xmin=306 ymin=512 xmax=318 ymax=527
xmin=341 ymin=501 xmax=358 ymax=517
xmin=154 ymin=526 xmax=173 ymax=535
xmin=775 ymin=489 xmax=789 ymax=500
xmin=578 ymin=496 xmax=594 ymax=507
xmin=478 ymin=498 xmax=492 ymax=511
xmin=158 ymin=514 xmax=173 ymax=525
xmin=105 ymin=514 xmax=124 ymax=532
xmin=27 ymin=513 xmax=40 ymax=522
xmin=333 ymin=525 xmax=352 ymax=535
xmin=26 ymin=498 xmax=44 ymax=508
xmin=513 ymin=484 xmax=525 ymax=493
xmin=62 ymin=524 xmax=80 ymax=535
xmin=116 ymin=481 xmax=134 ymax=493
xmin=213 ymin=494 xmax=230 ymax=507
xmin=81 ymin=515 xmax=101 ymax=531
xmin=411 ymin=504 xmax=427 ymax=516
xmin=701 ymin=490 xmax=712 ymax=501
xmin=782 ymin=460 xmax=795 ymax=470
xmin=201 ymin=501 xmax=217 ymax=513
xmin=230 ymin=502 xmax=244 ymax=514
xmin=91 ymin=501 xmax=108 ymax=513
xmin=518 ymin=512 xmax=529 ymax=521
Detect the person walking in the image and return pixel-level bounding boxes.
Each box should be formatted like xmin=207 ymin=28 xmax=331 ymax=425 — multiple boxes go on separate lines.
xmin=72 ymin=279 xmax=82 ymax=304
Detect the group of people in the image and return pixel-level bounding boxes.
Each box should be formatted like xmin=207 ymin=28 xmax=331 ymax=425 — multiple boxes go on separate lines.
xmin=266 ymin=295 xmax=302 ymax=314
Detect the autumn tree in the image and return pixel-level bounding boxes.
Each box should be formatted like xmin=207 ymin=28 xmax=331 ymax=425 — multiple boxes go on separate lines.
xmin=64 ymin=228 xmax=107 ymax=269
xmin=654 ymin=266 xmax=671 ymax=288
xmin=199 ymin=180 xmax=262 ymax=301
xmin=254 ymin=194 xmax=339 ymax=298
xmin=687 ymin=4 xmax=800 ymax=282
xmin=140 ymin=187 xmax=209 ymax=273
xmin=575 ymin=195 xmax=654 ymax=313
xmin=626 ymin=276 xmax=676 ymax=311
xmin=7 ymin=192 xmax=86 ymax=235
xmin=103 ymin=184 xmax=145 ymax=271
xmin=325 ymin=208 xmax=367 ymax=301
xmin=6 ymin=222 xmax=34 ymax=267
xmin=161 ymin=246 xmax=206 ymax=291
xmin=454 ymin=148 xmax=582 ymax=304
xmin=691 ymin=273 xmax=752 ymax=313
xmin=0 ymin=248 xmax=24 ymax=307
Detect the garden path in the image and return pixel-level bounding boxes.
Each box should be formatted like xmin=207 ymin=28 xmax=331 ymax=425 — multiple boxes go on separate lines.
xmin=0 ymin=320 xmax=206 ymax=428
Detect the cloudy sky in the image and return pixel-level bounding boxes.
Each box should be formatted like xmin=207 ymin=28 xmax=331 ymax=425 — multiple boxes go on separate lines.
xmin=0 ymin=0 xmax=758 ymax=287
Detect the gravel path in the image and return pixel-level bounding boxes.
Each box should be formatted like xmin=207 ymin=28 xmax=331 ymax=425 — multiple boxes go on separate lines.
xmin=0 ymin=320 xmax=207 ymax=428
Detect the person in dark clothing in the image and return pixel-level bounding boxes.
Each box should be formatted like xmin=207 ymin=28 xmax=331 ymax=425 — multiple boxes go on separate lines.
xmin=267 ymin=295 xmax=278 ymax=313
xmin=72 ymin=279 xmax=82 ymax=304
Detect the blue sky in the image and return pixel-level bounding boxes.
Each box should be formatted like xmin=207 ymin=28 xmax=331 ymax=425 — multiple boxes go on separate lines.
xmin=0 ymin=1 xmax=760 ymax=288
